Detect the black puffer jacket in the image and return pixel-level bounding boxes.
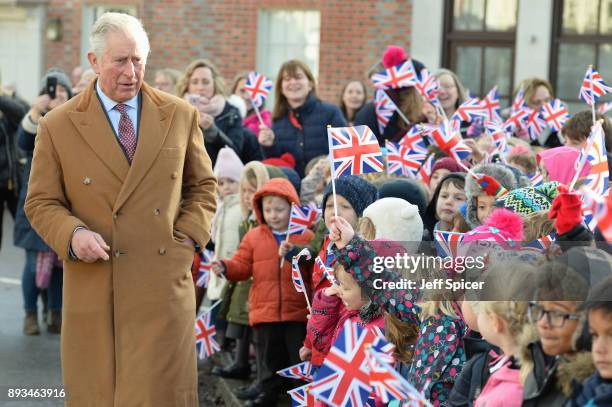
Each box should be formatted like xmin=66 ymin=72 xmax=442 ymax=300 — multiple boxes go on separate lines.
xmin=0 ymin=93 xmax=28 ymax=191
xmin=203 ymin=102 xmax=245 ymax=165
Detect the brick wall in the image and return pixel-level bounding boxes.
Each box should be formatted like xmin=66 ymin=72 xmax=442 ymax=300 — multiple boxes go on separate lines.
xmin=45 ymin=0 xmax=412 ymax=103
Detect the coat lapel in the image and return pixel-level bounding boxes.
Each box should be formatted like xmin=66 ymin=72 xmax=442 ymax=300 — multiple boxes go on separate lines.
xmin=67 ymin=81 xmax=130 ymax=182
xmin=113 ymin=83 xmax=176 ymax=212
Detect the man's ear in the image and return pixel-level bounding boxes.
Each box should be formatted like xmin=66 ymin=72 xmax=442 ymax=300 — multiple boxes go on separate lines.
xmin=87 ymin=52 xmax=100 ymax=74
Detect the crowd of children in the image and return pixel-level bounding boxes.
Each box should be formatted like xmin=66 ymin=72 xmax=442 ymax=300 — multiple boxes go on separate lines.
xmin=198 ymin=46 xmax=612 ymax=407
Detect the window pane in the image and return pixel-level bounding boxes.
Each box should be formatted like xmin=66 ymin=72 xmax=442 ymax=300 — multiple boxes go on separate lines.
xmin=602 ymin=0 xmax=612 ymax=34
xmin=483 ymin=47 xmax=512 ymax=98
xmin=454 ymin=0 xmax=485 ymax=31
xmin=563 ymin=0 xmax=599 ymax=34
xmin=455 ymin=46 xmax=482 ymax=95
xmin=599 ymin=44 xmax=612 ymax=103
xmin=557 ymin=43 xmax=596 ymax=100
xmin=485 ymin=0 xmax=517 ymax=31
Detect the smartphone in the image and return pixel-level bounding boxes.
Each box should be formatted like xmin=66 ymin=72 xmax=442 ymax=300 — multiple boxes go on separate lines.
xmin=46 ymin=76 xmax=57 ymax=99
xmin=187 ymin=93 xmax=200 ymax=106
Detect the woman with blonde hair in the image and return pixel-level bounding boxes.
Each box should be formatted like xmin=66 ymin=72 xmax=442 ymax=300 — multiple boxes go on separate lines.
xmin=257 ymin=59 xmax=346 ymax=177
xmin=177 ymin=59 xmax=246 ymax=164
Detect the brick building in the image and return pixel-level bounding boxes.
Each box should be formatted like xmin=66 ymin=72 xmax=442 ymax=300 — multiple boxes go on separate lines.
xmin=1 ymin=0 xmax=412 ymax=103
xmin=1 ymin=0 xmax=610 ymax=111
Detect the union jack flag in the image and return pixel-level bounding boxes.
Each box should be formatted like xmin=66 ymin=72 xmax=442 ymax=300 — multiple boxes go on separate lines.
xmin=529 ymin=172 xmax=544 ymax=187
xmin=195 ymin=310 xmax=220 ymax=360
xmin=524 ymin=233 xmax=557 ymax=252
xmin=481 ymin=86 xmax=502 ymax=123
xmin=579 ymin=67 xmax=612 ymax=105
xmin=315 ymin=255 xmax=337 ymax=285
xmin=583 ymin=121 xmax=610 ymax=196
xmin=291 ymin=248 xmax=311 ymax=294
xmin=328 ymin=126 xmax=384 ymax=178
xmin=277 ymin=361 xmax=314 ymax=382
xmin=386 ymin=140 xmax=426 ymax=177
xmin=288 ymin=383 xmax=317 ymax=407
xmin=399 ymin=126 xmax=428 ymax=155
xmin=366 ymin=349 xmax=430 ymax=405
xmin=196 ymin=249 xmax=213 ymax=288
xmin=289 ymin=203 xmax=320 ymax=235
xmin=452 ymin=97 xmax=488 ymax=123
xmin=541 ymin=99 xmax=569 ymax=132
xmin=371 ymin=60 xmax=417 ymax=89
xmin=503 ymin=108 xmax=530 ymax=134
xmin=374 ymin=89 xmax=396 ymax=134
xmin=597 ymin=194 xmax=612 ymax=241
xmin=310 ymin=320 xmax=380 ymax=407
xmin=485 ymin=121 xmax=509 ymax=156
xmin=512 ymin=86 xmax=527 ymax=113
xmin=416 ymin=154 xmax=435 ymax=185
xmin=434 ymin=230 xmax=466 ymax=259
xmin=599 ymin=101 xmax=612 ymax=115
xmin=425 ymin=121 xmax=471 ymax=162
xmin=526 ymin=110 xmax=547 ymax=141
xmin=244 ymin=71 xmax=273 ymax=108
xmin=415 ymin=68 xmax=440 ymax=104
xmin=581 ymin=187 xmax=608 ymax=231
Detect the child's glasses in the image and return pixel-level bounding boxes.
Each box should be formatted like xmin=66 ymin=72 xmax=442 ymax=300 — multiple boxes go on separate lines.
xmin=527 ymin=301 xmax=580 ymax=328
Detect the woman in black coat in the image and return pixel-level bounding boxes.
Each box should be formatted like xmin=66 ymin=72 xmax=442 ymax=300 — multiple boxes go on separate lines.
xmin=257 ymin=60 xmax=346 ymax=177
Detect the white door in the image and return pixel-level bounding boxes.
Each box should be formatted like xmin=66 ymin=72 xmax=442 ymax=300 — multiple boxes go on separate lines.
xmin=0 ymin=5 xmax=43 ymax=103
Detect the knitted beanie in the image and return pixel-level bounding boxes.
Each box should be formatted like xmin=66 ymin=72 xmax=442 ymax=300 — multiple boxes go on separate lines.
xmin=262 ymin=152 xmax=296 ymax=169
xmin=322 ymin=176 xmax=378 ymax=217
xmin=462 ymin=208 xmax=524 ymax=249
xmin=495 ymin=181 xmax=560 ymax=216
xmin=431 ymin=157 xmax=466 ymax=175
xmin=363 ymin=198 xmax=424 ymax=246
xmin=465 ymin=163 xmax=519 ymax=228
xmin=214 ymin=147 xmax=244 ymax=182
xmin=40 ymin=67 xmax=73 ymax=99
xmin=378 ymin=178 xmax=428 ymax=217
xmin=536 ymin=146 xmax=592 ymax=185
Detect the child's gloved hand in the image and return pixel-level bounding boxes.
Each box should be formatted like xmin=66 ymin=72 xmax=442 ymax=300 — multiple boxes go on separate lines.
xmin=299 ymin=346 xmax=312 ymax=361
xmin=210 ymin=260 xmax=226 ymax=276
xmin=329 ymin=216 xmax=355 ymax=249
xmin=477 ymin=174 xmax=508 ymax=198
xmin=549 ymin=185 xmax=583 ymax=235
xmin=278 ymin=241 xmax=294 ymax=258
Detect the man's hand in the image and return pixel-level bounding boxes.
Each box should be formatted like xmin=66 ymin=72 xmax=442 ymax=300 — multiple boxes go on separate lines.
xmin=278 ymin=241 xmax=294 ymax=258
xmin=328 ymin=216 xmax=355 ymax=249
xmin=299 ymin=346 xmax=312 ymax=361
xmin=71 ymin=229 xmax=110 ymax=262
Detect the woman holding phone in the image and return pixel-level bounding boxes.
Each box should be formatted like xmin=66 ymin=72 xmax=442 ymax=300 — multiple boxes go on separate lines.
xmin=14 ymin=68 xmax=72 ymax=335
xmin=177 ymin=59 xmax=246 ymax=165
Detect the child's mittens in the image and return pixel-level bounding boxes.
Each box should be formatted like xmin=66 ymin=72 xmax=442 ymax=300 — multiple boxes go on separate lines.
xmin=477 ymin=174 xmax=508 ymax=198
xmin=548 ymin=185 xmax=583 ymax=235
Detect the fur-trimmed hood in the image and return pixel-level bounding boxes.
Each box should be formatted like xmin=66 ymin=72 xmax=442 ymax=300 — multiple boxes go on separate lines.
xmin=465 ymin=163 xmax=519 ymax=228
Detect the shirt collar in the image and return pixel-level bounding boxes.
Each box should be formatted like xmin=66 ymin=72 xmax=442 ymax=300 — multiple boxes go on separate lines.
xmin=96 ymin=79 xmax=139 ymax=113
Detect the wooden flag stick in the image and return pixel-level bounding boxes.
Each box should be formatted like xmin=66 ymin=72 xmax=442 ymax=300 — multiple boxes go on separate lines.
xmin=197 ymin=298 xmax=222 ymax=319
xmin=326 ymin=125 xmax=339 ymax=219
xmin=589 ymin=65 xmax=597 ymax=126
xmin=250 ymin=99 xmax=265 ymax=127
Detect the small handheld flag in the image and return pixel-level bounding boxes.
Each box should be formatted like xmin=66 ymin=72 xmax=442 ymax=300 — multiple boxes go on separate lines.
xmin=291 ymin=248 xmax=312 ymax=311
xmin=328 ymin=125 xmax=384 ymax=178
xmin=481 ymin=86 xmax=502 ymax=123
xmin=371 ymin=60 xmax=417 ymax=89
xmin=196 ymin=249 xmax=213 ymax=288
xmin=541 ymin=99 xmax=569 ymax=132
xmin=195 ymin=310 xmax=220 ymax=360
xmin=385 ymin=140 xmax=426 ymax=178
xmin=244 ymin=71 xmax=272 ymax=108
xmin=579 ymin=66 xmax=612 ymax=106
xmin=277 ymin=361 xmax=314 ymax=382
xmin=289 ymin=204 xmax=320 ymax=235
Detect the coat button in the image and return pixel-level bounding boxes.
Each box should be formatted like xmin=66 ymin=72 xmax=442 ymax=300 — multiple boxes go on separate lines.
xmin=171 ymin=172 xmax=178 ymax=179
xmin=159 ymin=248 xmax=166 ymax=255
xmin=114 ymin=250 xmax=121 ymax=258
xmin=154 ymin=208 xmax=160 ymax=216
xmin=112 ymin=213 xmax=118 ymax=220
xmin=83 ymin=177 xmax=92 ymax=185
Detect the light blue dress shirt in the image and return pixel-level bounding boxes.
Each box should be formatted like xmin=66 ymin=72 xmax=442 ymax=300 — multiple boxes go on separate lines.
xmin=95 ymin=80 xmax=139 ymax=141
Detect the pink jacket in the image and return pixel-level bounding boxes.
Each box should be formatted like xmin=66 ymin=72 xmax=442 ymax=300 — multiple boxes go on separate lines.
xmin=307 ymin=289 xmax=384 ymax=360
xmin=243 ymin=109 xmax=272 ymax=136
xmin=474 ymin=362 xmax=522 ymax=407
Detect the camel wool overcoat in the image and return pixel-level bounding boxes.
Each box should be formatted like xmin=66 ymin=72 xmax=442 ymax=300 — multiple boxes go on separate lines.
xmin=24 ymin=80 xmax=217 ymax=407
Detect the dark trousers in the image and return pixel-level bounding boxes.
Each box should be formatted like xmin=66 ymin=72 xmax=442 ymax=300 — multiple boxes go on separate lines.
xmin=0 ymin=186 xmax=17 ymax=249
xmin=253 ymin=321 xmax=306 ymax=398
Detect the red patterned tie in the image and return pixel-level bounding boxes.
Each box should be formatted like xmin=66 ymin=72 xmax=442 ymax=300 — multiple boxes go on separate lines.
xmin=115 ymin=103 xmax=136 ymax=163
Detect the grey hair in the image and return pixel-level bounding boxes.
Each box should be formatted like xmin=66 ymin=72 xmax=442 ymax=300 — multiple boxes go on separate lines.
xmin=89 ymin=12 xmax=150 ymax=61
